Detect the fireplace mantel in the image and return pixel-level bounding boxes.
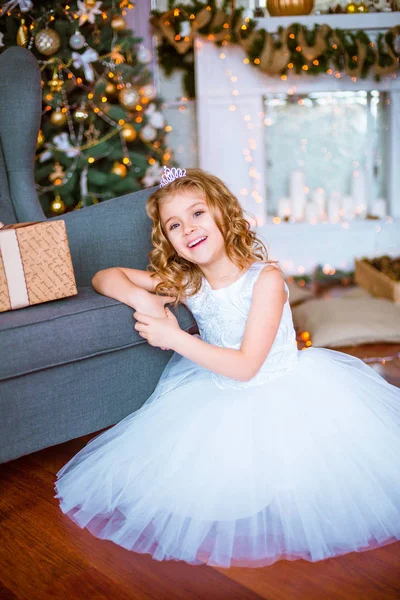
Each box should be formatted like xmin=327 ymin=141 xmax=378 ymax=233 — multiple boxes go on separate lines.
xmin=255 ymin=12 xmax=399 ymax=32
xmin=194 ymin=27 xmax=400 ymax=273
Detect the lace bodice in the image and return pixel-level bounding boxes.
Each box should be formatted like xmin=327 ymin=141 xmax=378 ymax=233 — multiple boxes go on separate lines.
xmin=185 ymin=262 xmax=299 ymax=389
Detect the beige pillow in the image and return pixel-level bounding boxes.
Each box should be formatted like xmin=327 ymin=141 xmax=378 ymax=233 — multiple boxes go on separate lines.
xmin=286 ymin=282 xmax=314 ymax=306
xmin=292 ymin=292 xmax=400 ymax=348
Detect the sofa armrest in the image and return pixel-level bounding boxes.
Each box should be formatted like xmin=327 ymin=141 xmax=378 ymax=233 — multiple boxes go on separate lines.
xmin=48 ymin=187 xmax=157 ymax=286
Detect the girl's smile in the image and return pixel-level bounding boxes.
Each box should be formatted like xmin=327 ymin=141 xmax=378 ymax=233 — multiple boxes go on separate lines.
xmin=159 ymin=191 xmax=225 ymax=266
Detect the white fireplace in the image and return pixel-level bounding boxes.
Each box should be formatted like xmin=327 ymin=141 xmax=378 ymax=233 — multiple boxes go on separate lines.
xmin=194 ymin=13 xmax=400 ymax=274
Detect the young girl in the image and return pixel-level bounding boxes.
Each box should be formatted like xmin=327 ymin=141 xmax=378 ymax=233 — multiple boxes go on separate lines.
xmin=55 ymin=167 xmax=400 ymax=569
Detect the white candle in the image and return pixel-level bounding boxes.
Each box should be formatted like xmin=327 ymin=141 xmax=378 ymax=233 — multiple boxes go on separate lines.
xmin=289 ymin=170 xmax=306 ymax=220
xmin=351 ymin=169 xmax=366 ymax=215
xmin=371 ymin=198 xmax=387 ymax=219
xmin=277 ymin=196 xmax=291 ymax=219
xmin=327 ymin=192 xmax=341 ymax=221
xmin=312 ymin=188 xmax=325 ymax=220
xmin=341 ymin=195 xmax=354 ymax=220
xmin=304 ymin=200 xmax=318 ymax=221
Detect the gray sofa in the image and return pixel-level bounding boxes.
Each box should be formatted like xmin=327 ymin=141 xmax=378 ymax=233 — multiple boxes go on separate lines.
xmin=0 ymin=47 xmax=195 ymax=464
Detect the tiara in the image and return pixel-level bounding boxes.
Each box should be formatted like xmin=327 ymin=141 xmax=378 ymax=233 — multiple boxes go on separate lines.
xmin=159 ymin=166 xmax=187 ymax=187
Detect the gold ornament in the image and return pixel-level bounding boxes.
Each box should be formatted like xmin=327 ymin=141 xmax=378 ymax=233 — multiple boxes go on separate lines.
xmin=118 ymin=86 xmax=140 ymax=110
xmin=111 ymin=16 xmax=127 ymax=31
xmin=110 ymin=45 xmax=125 ymax=64
xmin=267 ymin=0 xmax=314 ymax=15
xmin=49 ymin=161 xmax=65 ymax=183
xmin=111 ymin=161 xmax=127 ymax=177
xmin=356 ymin=2 xmax=368 ymax=11
xmin=105 ymin=81 xmax=117 ymax=96
xmin=121 ymin=123 xmax=137 ymax=142
xmin=17 ymin=18 xmax=28 ymax=47
xmin=50 ymin=109 xmax=67 ymax=126
xmin=48 ymin=72 xmax=64 ymax=93
xmin=84 ymin=123 xmax=101 ymax=144
xmin=50 ymin=195 xmax=66 ymax=215
xmin=35 ymin=28 xmax=61 ymax=56
xmin=73 ymin=107 xmax=89 ymax=122
xmin=37 ymin=129 xmax=45 ymax=148
xmin=345 ymin=2 xmax=357 ymax=12
xmin=85 ymin=0 xmax=97 ymax=6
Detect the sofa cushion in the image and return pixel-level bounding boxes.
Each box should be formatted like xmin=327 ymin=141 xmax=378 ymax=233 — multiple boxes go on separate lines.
xmin=0 ymin=286 xmax=195 ymax=380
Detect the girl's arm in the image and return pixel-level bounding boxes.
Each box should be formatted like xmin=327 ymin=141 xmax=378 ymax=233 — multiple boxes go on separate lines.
xmin=92 ymin=268 xmax=174 ymax=316
xmin=135 ymin=266 xmax=287 ymax=381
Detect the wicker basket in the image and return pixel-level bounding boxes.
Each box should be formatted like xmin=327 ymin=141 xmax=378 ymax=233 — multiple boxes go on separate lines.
xmin=354 ymin=259 xmax=400 ymax=304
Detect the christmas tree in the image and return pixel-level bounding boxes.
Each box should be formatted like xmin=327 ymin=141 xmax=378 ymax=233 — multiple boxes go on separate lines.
xmin=0 ymin=0 xmax=170 ymax=217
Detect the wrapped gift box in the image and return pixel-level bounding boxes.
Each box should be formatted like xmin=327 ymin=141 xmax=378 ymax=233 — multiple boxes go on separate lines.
xmin=355 ymin=258 xmax=400 ymax=304
xmin=0 ymin=220 xmax=77 ymax=313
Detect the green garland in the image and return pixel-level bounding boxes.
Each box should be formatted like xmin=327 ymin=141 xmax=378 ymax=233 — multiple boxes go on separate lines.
xmin=151 ymin=0 xmax=400 ymax=98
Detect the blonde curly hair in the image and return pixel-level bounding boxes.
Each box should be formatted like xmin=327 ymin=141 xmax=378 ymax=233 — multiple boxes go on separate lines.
xmin=145 ymin=168 xmax=276 ymax=304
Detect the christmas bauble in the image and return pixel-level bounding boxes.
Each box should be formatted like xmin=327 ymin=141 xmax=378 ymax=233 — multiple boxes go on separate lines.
xmin=111 ymin=16 xmax=127 ymax=31
xmin=140 ymin=84 xmax=157 ymax=100
xmin=35 ymin=28 xmax=61 ymax=56
xmin=48 ymin=73 xmax=63 ymax=93
xmin=37 ymin=129 xmax=45 ymax=148
xmin=69 ymin=31 xmax=86 ymax=50
xmin=73 ymin=107 xmax=89 ymax=122
xmin=267 ymin=0 xmax=314 ymax=16
xmin=85 ymin=0 xmax=97 ymax=6
xmin=111 ymin=161 xmax=127 ymax=177
xmin=345 ymin=2 xmax=357 ymax=12
xmin=137 ymin=45 xmax=153 ymax=64
xmin=50 ymin=195 xmax=66 ymax=215
xmin=121 ymin=123 xmax=137 ymax=142
xmin=17 ymin=19 xmax=28 ymax=47
xmin=105 ymin=81 xmax=117 ymax=96
xmin=50 ymin=109 xmax=67 ymax=126
xmin=118 ymin=86 xmax=140 ymax=110
xmin=139 ymin=124 xmax=157 ymax=142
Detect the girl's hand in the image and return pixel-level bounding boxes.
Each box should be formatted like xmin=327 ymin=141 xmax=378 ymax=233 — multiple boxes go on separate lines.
xmin=134 ymin=308 xmax=182 ymax=351
xmin=134 ymin=292 xmax=176 ymax=319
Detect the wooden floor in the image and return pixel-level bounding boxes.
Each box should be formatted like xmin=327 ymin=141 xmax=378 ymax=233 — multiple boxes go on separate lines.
xmin=1 ymin=347 xmax=400 ymax=599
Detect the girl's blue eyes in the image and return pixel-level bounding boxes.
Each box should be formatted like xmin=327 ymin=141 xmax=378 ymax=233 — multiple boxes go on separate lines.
xmin=169 ymin=210 xmax=204 ymax=231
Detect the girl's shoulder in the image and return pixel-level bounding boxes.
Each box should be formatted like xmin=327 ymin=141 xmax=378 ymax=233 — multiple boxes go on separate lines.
xmin=246 ymin=261 xmax=289 ymax=303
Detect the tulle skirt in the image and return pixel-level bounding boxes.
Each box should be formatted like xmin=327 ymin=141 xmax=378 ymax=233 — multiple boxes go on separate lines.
xmin=54 ymin=347 xmax=400 ymax=568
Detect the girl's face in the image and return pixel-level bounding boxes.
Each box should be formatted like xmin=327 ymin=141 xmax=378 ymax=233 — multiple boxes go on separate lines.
xmin=159 ymin=190 xmax=226 ymax=267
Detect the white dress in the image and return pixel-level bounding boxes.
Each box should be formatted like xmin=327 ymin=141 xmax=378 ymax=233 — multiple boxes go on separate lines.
xmin=54 ymin=262 xmax=400 ymax=568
